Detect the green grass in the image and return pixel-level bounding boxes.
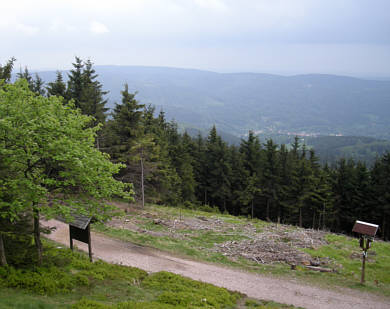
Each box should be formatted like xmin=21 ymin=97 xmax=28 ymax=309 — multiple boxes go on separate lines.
xmin=1 ymin=242 xmax=302 ymax=308
xmin=244 ymin=299 xmax=303 ymax=308
xmin=302 ymin=234 xmax=390 ymax=296
xmin=95 ymin=203 xmax=390 ymax=298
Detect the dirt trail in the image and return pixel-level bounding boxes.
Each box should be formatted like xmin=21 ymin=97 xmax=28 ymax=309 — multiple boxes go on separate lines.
xmin=43 ymin=219 xmax=389 ymax=309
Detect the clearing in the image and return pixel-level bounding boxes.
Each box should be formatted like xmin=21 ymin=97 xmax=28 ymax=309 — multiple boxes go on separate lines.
xmin=44 ymin=209 xmax=390 ymax=309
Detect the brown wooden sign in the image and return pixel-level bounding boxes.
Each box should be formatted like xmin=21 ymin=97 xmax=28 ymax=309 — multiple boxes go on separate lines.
xmin=68 ymin=214 xmax=93 ymax=262
xmin=352 ymin=220 xmax=378 ymax=238
xmin=352 ymin=220 xmax=379 ymax=284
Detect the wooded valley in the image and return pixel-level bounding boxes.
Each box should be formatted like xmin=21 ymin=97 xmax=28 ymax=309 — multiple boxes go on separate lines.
xmin=1 ymin=57 xmax=390 ymax=270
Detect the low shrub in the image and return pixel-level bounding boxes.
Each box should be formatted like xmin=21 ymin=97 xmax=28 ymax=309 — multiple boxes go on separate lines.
xmin=142 ymin=271 xmax=240 ymax=308
xmin=0 ymin=244 xmax=148 ymax=296
xmin=72 ymin=298 xmax=112 ymax=309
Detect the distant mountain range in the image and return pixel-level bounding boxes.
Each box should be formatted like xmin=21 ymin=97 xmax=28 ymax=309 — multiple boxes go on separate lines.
xmin=34 ymin=65 xmax=390 ymax=140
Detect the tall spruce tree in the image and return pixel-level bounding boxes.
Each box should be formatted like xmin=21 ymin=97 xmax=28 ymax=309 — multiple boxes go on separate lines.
xmin=229 ymin=145 xmax=248 ymax=215
xmin=0 ymin=57 xmax=16 ymax=83
xmin=205 ymin=126 xmax=232 ymax=211
xmin=239 ymin=131 xmax=262 ymax=218
xmin=371 ymin=153 xmax=390 ymax=240
xmin=46 ymin=71 xmax=67 ymax=98
xmin=332 ymin=158 xmax=357 ymax=232
xmin=80 ymin=59 xmax=108 ymax=126
xmin=176 ymin=132 xmax=196 ymax=202
xmin=108 ymin=84 xmax=145 ymax=185
xmin=192 ymin=133 xmax=208 ymax=204
xmin=66 ymin=57 xmax=84 ymax=109
xmin=262 ymin=139 xmax=281 ymax=221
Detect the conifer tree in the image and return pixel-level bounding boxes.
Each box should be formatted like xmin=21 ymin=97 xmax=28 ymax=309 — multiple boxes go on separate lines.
xmin=205 ymin=126 xmax=232 ymax=211
xmin=278 ymin=144 xmax=292 ymax=223
xmin=176 ymin=132 xmax=196 ymax=202
xmin=371 ymin=153 xmax=390 ymax=240
xmin=32 ymin=73 xmax=45 ymax=96
xmin=332 ymin=158 xmax=357 ymax=232
xmin=239 ymin=131 xmax=262 ymax=217
xmin=46 ymin=71 xmax=67 ymax=98
xmin=229 ymin=145 xmax=248 ymax=215
xmin=192 ymin=133 xmax=208 ymax=204
xmin=262 ymin=139 xmax=281 ymax=221
xmin=66 ymin=57 xmax=84 ymax=109
xmin=0 ymin=57 xmax=16 ymax=83
xmin=80 ymin=59 xmax=108 ymax=126
xmin=108 ymin=84 xmax=145 ymax=186
xmin=17 ymin=67 xmax=33 ymax=90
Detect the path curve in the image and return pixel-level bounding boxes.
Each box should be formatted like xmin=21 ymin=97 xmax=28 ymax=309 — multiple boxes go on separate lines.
xmin=43 ymin=219 xmax=390 ymax=309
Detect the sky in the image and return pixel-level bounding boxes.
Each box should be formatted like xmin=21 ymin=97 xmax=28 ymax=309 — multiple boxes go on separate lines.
xmin=1 ymin=0 xmax=390 ymax=77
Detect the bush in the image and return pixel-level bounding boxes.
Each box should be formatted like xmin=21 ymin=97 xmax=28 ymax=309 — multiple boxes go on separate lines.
xmin=198 ymin=205 xmax=221 ymax=214
xmin=142 ymin=272 xmax=240 ymax=308
xmin=72 ymin=299 xmax=112 ymax=309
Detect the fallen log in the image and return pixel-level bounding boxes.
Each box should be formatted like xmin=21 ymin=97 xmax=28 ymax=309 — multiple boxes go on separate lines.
xmin=305 ymin=266 xmax=333 ymax=272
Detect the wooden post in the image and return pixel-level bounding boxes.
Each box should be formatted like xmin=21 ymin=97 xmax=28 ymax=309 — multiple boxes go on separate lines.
xmin=87 ymin=224 xmax=92 ymax=262
xmin=69 ymin=227 xmax=73 ymax=251
xmin=360 ymin=238 xmax=371 ymax=284
xmin=141 ymin=151 xmax=145 ymax=208
xmin=0 ymin=234 xmax=7 ymax=266
xmin=361 ymin=247 xmax=366 ymax=284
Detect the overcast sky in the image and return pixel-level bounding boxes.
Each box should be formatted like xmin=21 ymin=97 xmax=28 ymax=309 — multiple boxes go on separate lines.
xmin=1 ymin=0 xmax=389 ymax=77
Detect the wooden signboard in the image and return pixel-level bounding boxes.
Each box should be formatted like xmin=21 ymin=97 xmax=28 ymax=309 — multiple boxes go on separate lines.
xmin=352 ymin=220 xmax=378 ymax=238
xmin=352 ymin=220 xmax=379 ymax=284
xmin=68 ymin=214 xmax=93 ymax=262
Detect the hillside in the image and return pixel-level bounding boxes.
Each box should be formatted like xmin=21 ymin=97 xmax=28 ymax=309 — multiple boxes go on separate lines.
xmin=305 ymin=135 xmax=390 ymax=165
xmin=93 ymin=202 xmax=390 ymax=299
xmin=35 ymin=66 xmax=390 ymax=140
xmin=255 ymin=134 xmax=390 ymax=165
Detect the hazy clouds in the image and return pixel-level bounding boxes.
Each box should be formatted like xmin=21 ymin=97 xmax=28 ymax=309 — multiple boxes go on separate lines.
xmin=1 ymin=0 xmax=389 ymax=77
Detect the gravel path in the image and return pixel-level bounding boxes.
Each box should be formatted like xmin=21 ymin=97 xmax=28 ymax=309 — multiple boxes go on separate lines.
xmin=43 ymin=219 xmax=390 ymax=309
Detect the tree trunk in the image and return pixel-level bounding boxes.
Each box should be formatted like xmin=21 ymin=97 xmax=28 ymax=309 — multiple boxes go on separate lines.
xmin=322 ymin=203 xmax=326 ymax=230
xmin=0 ymin=234 xmax=7 ymax=266
xmin=140 ymin=150 xmax=145 ymax=208
xmin=312 ymin=211 xmax=316 ymax=229
xmin=96 ymin=136 xmax=100 ymax=150
xmin=266 ymin=199 xmax=270 ymax=221
xmin=251 ymin=199 xmax=254 ymax=219
xmin=299 ymin=207 xmax=302 ymax=227
xmin=383 ymin=212 xmax=386 ymax=241
xmin=318 ymin=211 xmax=322 ymax=231
xmin=33 ymin=207 xmax=43 ymax=265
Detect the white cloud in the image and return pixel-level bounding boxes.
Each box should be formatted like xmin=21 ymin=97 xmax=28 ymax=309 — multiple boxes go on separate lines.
xmin=49 ymin=20 xmax=76 ymax=33
xmin=193 ymin=0 xmax=228 ymax=11
xmin=15 ymin=23 xmax=39 ymax=36
xmin=89 ymin=21 xmax=109 ymax=34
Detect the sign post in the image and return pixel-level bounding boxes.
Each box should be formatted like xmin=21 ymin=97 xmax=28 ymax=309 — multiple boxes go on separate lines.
xmin=68 ymin=215 xmax=93 ymax=262
xmin=352 ymin=220 xmax=378 ymax=284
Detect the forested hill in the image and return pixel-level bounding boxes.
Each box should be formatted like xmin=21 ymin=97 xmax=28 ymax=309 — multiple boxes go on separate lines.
xmin=35 ymin=66 xmax=390 ymax=140
xmin=255 ymin=134 xmax=390 ymax=166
